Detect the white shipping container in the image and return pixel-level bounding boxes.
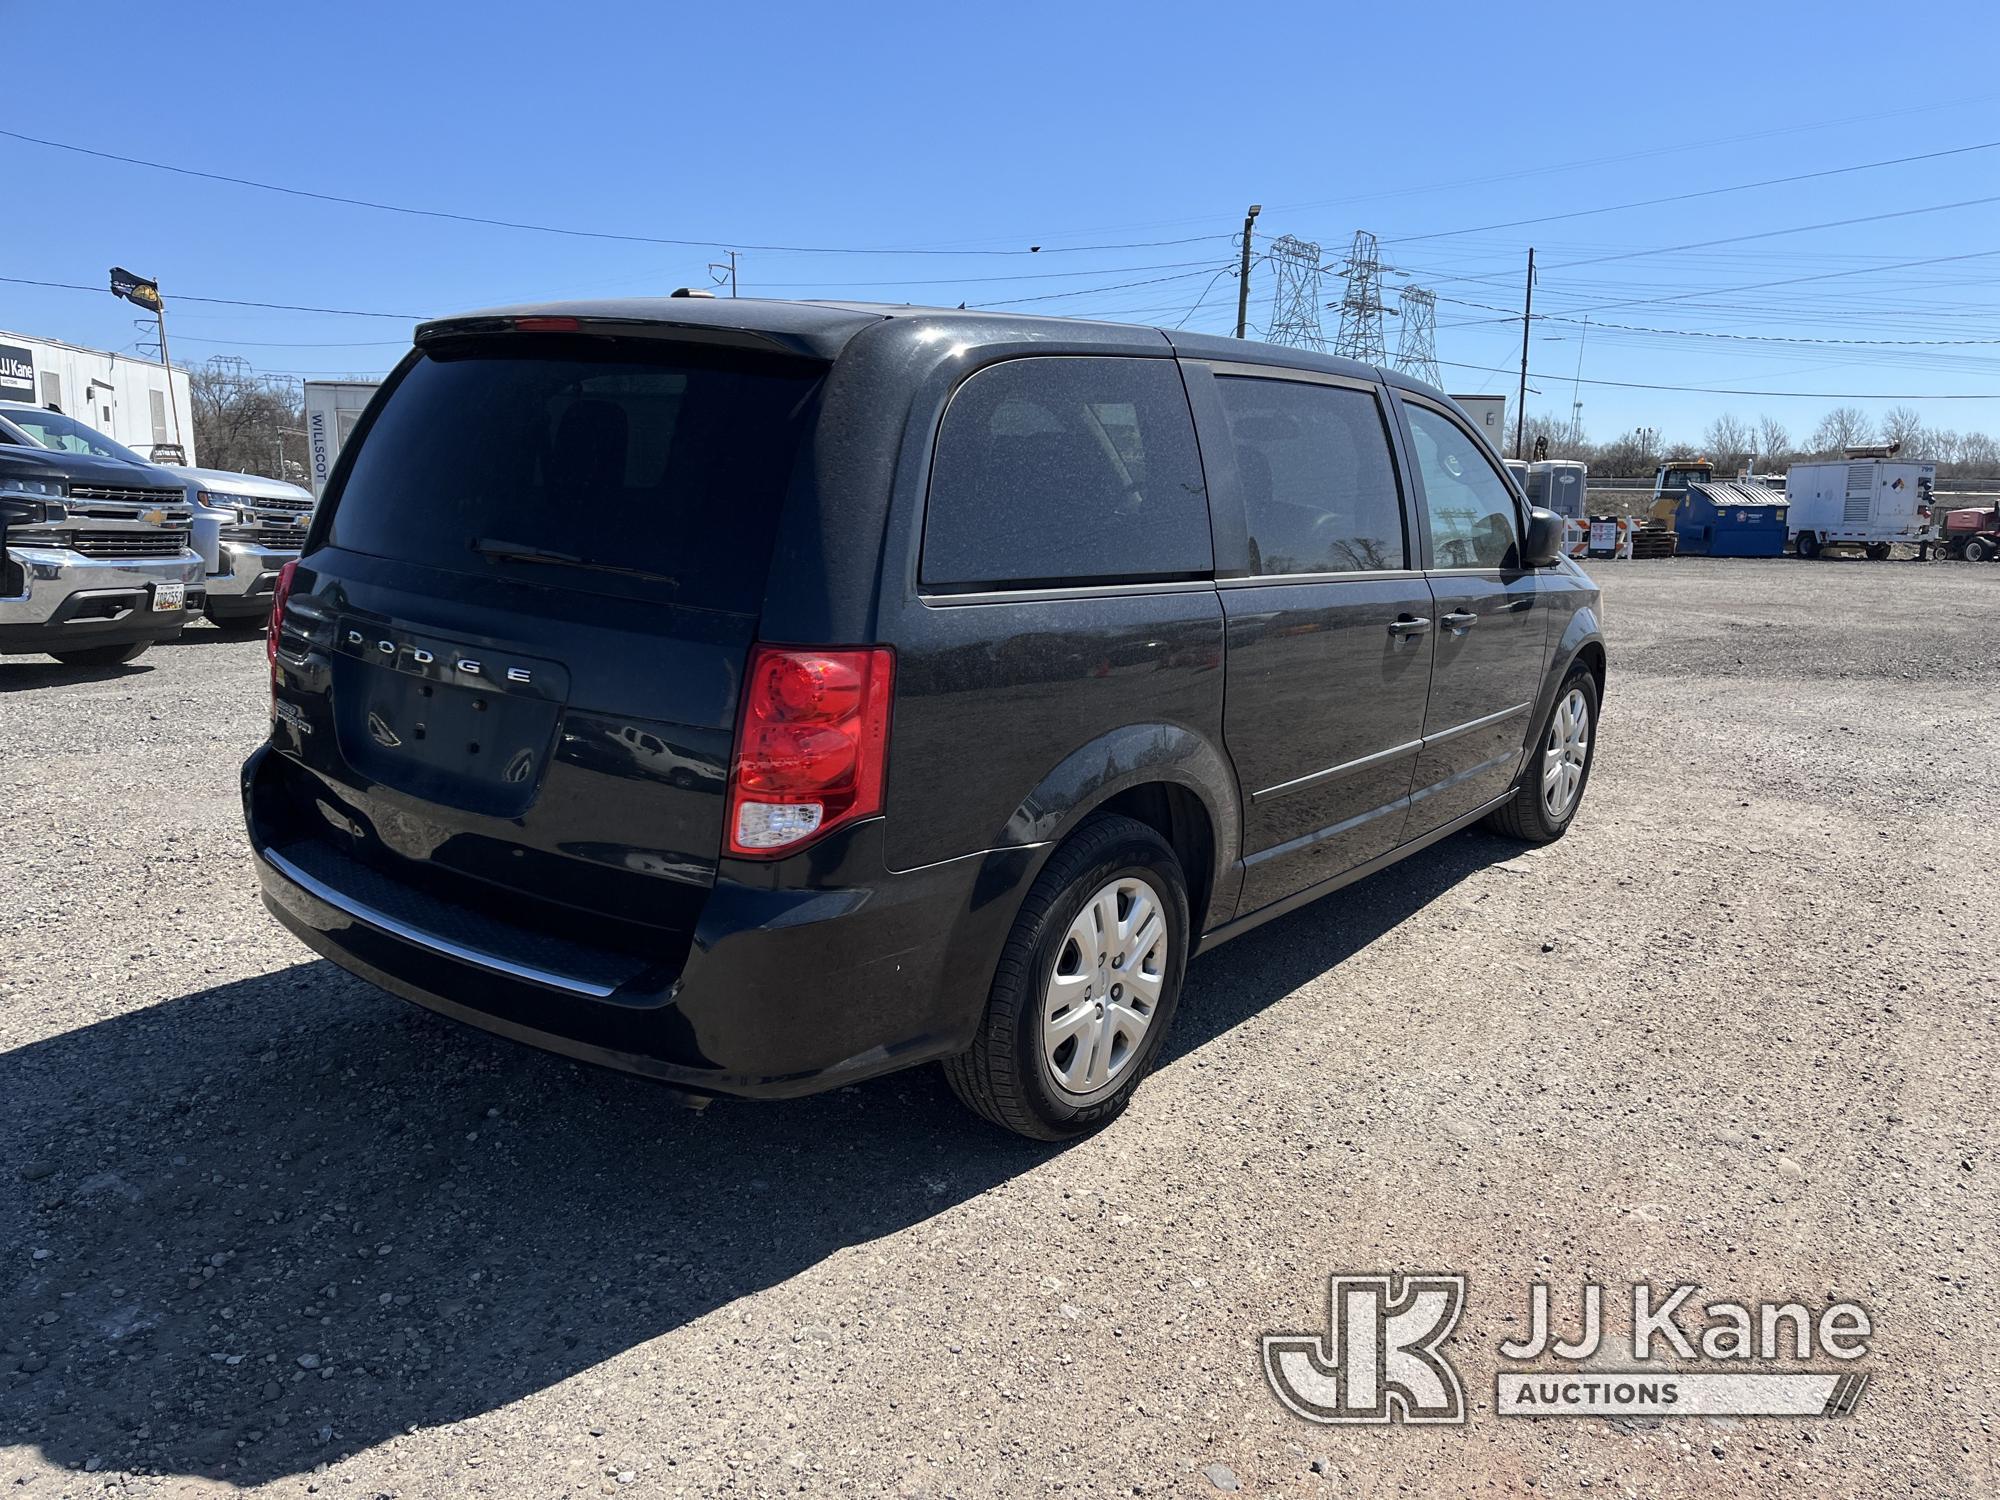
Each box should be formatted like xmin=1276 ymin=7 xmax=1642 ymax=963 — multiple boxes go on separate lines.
xmin=302 ymin=380 xmax=381 ymax=499
xmin=0 ymin=329 xmax=195 ymax=464
xmin=1783 ymin=460 xmax=1936 ymax=551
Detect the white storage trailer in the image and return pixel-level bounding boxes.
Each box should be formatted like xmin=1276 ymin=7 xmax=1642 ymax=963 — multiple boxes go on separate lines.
xmin=1784 ymin=458 xmax=1936 ymax=559
xmin=0 ymin=330 xmax=194 ymax=464
xmin=303 ymin=380 xmax=380 ymax=499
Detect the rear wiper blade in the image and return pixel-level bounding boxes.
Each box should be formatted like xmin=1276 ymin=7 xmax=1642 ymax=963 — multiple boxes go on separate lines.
xmin=473 ymin=537 xmax=679 ymax=586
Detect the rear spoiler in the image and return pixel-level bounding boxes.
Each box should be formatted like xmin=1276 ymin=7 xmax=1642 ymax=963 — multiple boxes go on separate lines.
xmin=413 ymin=313 xmax=830 ymax=360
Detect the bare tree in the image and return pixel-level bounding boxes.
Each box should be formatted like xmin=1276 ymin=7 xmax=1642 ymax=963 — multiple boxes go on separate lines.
xmin=1881 ymin=405 xmax=1926 ymax=453
xmin=1809 ymin=406 xmax=1875 ymax=454
xmin=1919 ymin=427 xmax=1960 ymax=463
xmin=1755 ymin=414 xmax=1790 ymax=463
xmin=1956 ymin=431 xmax=1999 ymax=468
xmin=1592 ymin=426 xmax=1663 ymax=478
xmin=190 ymin=358 xmax=306 ymax=479
xmin=1702 ymin=413 xmax=1753 ymax=461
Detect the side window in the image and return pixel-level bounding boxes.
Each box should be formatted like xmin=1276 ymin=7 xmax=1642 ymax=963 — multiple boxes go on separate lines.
xmin=1402 ymin=402 xmax=1522 ymax=570
xmin=1215 ymin=376 xmax=1405 ymax=574
xmin=921 ymin=357 xmax=1210 ymax=590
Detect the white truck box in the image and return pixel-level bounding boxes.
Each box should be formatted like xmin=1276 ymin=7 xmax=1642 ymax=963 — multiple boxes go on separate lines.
xmin=1784 ymin=460 xmax=1936 ymax=551
xmin=302 ymin=381 xmax=381 ymax=499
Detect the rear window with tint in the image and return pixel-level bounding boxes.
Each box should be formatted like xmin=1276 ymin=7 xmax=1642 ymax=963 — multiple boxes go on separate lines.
xmin=921 ymin=357 xmax=1210 ymax=590
xmin=325 ymin=340 xmax=822 ymax=610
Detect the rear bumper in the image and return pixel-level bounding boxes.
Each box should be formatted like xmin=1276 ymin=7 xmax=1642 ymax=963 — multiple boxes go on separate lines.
xmin=242 ymin=744 xmax=1036 ymax=1098
xmin=0 ymin=546 xmax=204 ymax=654
xmin=205 ymin=541 xmax=296 ymax=615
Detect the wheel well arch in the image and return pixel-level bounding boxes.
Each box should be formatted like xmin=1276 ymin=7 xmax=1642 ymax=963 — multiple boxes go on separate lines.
xmin=1091 ymin=781 xmax=1221 ymax=936
xmin=1574 ymin=639 xmax=1606 ymax=699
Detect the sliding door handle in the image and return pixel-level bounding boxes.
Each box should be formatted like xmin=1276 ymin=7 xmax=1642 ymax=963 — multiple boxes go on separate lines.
xmin=1388 ymin=615 xmax=1432 ymax=637
xmin=1442 ymin=610 xmax=1479 ymax=632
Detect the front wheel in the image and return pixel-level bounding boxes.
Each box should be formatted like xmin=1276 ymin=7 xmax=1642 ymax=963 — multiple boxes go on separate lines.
xmin=943 ymin=813 xmax=1189 ymax=1141
xmin=1794 ymin=532 xmax=1821 ymax=559
xmin=48 ymin=641 xmax=151 ymax=668
xmin=1483 ymin=669 xmax=1599 ymax=844
xmin=1968 ymin=538 xmax=1994 ymax=564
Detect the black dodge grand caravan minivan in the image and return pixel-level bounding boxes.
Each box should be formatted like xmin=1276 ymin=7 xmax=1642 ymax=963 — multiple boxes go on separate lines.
xmin=245 ymin=298 xmax=1603 ymax=1139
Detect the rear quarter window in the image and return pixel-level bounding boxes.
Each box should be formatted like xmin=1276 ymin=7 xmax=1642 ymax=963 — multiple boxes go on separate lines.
xmin=920 ymin=356 xmax=1211 ymax=591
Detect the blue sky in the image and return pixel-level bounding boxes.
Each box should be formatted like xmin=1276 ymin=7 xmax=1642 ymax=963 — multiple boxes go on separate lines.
xmin=7 ymin=0 xmax=1999 ymax=449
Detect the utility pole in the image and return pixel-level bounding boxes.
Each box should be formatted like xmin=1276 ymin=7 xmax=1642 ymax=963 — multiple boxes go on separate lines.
xmin=155 ymin=302 xmax=184 ymax=456
xmin=1513 ymin=247 xmax=1536 ymax=461
xmin=1234 ymin=204 xmax=1261 ymax=338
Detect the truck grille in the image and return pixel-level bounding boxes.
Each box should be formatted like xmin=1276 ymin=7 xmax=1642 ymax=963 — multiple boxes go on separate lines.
xmin=67 ymin=484 xmax=187 ymax=506
xmin=63 ymin=528 xmax=193 ymax=558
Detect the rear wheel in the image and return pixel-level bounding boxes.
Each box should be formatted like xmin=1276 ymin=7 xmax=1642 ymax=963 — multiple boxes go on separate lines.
xmin=944 ymin=813 xmax=1188 ymax=1140
xmin=1968 ymin=538 xmax=1994 ymax=563
xmin=48 ymin=641 xmax=150 ymax=668
xmin=1866 ymin=543 xmax=1892 ymax=561
xmin=1483 ymin=668 xmax=1598 ymax=845
xmin=1794 ymin=532 xmax=1821 ymax=559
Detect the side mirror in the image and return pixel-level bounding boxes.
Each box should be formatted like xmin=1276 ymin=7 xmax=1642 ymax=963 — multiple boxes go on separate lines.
xmin=1523 ymin=506 xmax=1565 ymax=568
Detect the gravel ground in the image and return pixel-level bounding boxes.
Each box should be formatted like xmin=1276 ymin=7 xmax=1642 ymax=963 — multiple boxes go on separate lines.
xmin=2 ymin=560 xmax=1995 ymax=1499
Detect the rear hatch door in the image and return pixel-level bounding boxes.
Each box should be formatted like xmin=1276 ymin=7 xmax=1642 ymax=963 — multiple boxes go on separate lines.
xmin=270 ymin=329 xmax=825 ymax=954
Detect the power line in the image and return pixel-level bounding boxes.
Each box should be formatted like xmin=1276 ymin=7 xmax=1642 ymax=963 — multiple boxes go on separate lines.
xmin=0 ymin=274 xmax=425 ymax=319
xmin=965 ymin=266 xmax=1230 ymax=308
xmin=1376 ymin=140 xmax=2000 ymax=248
xmin=0 ymin=126 xmax=1229 ymax=259
xmin=1434 ymin=294 xmax=2000 ymax=345
xmin=1432 ymin=356 xmax=2000 ymax=400
xmin=1540 ymin=193 xmax=2000 ymax=272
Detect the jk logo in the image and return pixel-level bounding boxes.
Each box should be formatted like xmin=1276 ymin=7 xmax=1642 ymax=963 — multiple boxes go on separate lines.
xmin=1263 ymin=1274 xmax=1467 ymax=1425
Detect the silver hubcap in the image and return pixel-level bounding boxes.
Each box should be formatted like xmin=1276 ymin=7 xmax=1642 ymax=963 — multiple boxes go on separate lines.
xmin=1542 ymin=688 xmax=1590 ymax=820
xmin=1042 ymin=875 xmax=1168 ymax=1103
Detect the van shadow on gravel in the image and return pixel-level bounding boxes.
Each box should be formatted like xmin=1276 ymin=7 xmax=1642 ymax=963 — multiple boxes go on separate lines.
xmin=0 ymin=660 xmax=153 ymax=692
xmin=0 ymin=830 xmax=1505 ymax=1485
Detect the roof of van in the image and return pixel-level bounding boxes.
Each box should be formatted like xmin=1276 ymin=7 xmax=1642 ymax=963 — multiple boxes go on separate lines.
xmin=413 ymin=296 xmax=1417 ymax=393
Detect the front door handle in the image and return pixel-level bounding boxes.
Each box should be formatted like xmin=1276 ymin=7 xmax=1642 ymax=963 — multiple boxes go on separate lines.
xmin=1442 ymin=610 xmax=1479 ymax=632
xmin=1388 ymin=615 xmax=1432 ymax=637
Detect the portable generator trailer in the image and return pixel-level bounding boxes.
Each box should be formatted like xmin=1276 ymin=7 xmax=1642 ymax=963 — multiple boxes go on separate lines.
xmin=1784 ymin=445 xmax=1935 ymax=559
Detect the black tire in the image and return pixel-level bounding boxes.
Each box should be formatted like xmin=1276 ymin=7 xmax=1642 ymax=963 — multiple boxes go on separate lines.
xmin=204 ymin=608 xmax=268 ymax=635
xmin=1866 ymin=543 xmax=1892 ymax=561
xmin=1794 ymin=531 xmax=1821 ymax=560
xmin=943 ymin=813 xmax=1189 ymax=1141
xmin=1483 ymin=668 xmax=1600 ymax=845
xmin=48 ymin=641 xmax=151 ymax=667
xmin=1968 ymin=538 xmax=1994 ymax=564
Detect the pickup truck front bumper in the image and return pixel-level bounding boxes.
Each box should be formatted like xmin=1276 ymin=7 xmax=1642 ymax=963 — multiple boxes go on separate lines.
xmin=204 ymin=541 xmax=296 ymax=620
xmin=0 ymin=545 xmax=206 ymax=655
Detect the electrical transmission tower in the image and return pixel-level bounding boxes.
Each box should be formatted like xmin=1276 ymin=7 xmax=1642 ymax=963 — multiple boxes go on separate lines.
xmin=1331 ymin=230 xmax=1388 ymax=363
xmin=1264 ymin=235 xmax=1327 ymax=350
xmin=1392 ymin=286 xmax=1442 ymax=387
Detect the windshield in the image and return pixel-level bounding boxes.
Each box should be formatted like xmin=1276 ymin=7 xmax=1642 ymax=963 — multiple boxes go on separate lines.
xmin=1 ymin=406 xmax=150 ymax=465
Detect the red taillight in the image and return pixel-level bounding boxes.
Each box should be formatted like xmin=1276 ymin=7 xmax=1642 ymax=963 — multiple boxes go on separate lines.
xmin=267 ymin=558 xmax=299 ymax=683
xmin=726 ymin=645 xmax=893 ymax=857
xmin=512 ymin=316 xmax=579 ymax=333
